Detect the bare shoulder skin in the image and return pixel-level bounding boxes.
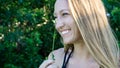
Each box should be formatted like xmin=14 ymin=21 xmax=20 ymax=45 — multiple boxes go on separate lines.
xmin=47 ymin=48 xmax=99 ymax=68
xmin=48 ymin=48 xmax=65 ymax=68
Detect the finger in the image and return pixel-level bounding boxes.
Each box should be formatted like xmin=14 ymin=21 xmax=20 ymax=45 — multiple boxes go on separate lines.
xmin=39 ymin=60 xmax=54 ymax=68
xmin=47 ymin=63 xmax=59 ymax=68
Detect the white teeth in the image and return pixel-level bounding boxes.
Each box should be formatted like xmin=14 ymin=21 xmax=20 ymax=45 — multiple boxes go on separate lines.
xmin=61 ymin=30 xmax=69 ymax=35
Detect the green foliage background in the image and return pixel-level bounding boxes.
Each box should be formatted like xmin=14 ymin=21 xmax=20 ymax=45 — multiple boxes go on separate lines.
xmin=0 ymin=0 xmax=119 ymax=68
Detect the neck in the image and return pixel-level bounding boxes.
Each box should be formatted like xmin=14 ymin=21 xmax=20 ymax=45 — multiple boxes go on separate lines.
xmin=72 ymin=40 xmax=91 ymax=60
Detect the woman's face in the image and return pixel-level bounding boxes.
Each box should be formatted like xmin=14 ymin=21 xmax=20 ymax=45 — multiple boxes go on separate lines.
xmin=54 ymin=0 xmax=81 ymax=44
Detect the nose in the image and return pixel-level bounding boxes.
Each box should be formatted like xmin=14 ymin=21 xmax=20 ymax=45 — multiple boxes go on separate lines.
xmin=55 ymin=18 xmax=65 ymax=30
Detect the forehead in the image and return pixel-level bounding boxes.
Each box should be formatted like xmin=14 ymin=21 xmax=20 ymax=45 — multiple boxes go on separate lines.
xmin=54 ymin=0 xmax=69 ymax=14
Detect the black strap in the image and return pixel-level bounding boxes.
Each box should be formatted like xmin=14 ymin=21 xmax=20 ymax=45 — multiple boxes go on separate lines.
xmin=62 ymin=47 xmax=74 ymax=68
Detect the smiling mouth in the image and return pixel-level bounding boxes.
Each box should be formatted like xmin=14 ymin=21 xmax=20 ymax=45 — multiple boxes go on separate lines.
xmin=61 ymin=30 xmax=70 ymax=36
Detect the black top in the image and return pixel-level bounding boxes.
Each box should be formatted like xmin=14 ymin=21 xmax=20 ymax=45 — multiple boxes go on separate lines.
xmin=61 ymin=47 xmax=101 ymax=68
xmin=62 ymin=47 xmax=74 ymax=68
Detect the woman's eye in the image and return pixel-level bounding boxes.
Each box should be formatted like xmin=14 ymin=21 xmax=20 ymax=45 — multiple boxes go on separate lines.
xmin=62 ymin=13 xmax=69 ymax=16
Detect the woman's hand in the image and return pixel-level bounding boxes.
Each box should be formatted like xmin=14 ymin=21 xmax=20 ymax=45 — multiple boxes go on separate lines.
xmin=39 ymin=60 xmax=58 ymax=68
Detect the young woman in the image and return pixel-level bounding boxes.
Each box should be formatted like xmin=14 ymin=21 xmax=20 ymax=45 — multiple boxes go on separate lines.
xmin=39 ymin=0 xmax=120 ymax=68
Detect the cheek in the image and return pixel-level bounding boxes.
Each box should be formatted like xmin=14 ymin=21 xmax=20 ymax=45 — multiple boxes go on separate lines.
xmin=73 ymin=27 xmax=81 ymax=40
xmin=75 ymin=30 xmax=82 ymax=40
xmin=63 ymin=22 xmax=82 ymax=44
xmin=71 ymin=20 xmax=82 ymax=41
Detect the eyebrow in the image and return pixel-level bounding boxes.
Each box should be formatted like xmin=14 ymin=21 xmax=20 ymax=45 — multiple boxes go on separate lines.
xmin=53 ymin=9 xmax=69 ymax=16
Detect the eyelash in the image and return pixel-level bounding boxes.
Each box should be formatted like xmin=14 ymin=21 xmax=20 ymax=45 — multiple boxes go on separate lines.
xmin=62 ymin=13 xmax=69 ymax=16
xmin=54 ymin=13 xmax=69 ymax=19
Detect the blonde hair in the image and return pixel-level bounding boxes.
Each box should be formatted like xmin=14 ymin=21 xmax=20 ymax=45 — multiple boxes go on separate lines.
xmin=67 ymin=0 xmax=119 ymax=68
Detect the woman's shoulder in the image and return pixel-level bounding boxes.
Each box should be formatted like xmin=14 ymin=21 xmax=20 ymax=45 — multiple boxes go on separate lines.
xmin=48 ymin=48 xmax=65 ymax=67
xmin=53 ymin=48 xmax=64 ymax=55
xmin=48 ymin=48 xmax=65 ymax=60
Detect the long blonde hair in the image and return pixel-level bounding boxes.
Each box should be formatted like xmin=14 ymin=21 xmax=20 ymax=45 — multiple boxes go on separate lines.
xmin=67 ymin=0 xmax=119 ymax=68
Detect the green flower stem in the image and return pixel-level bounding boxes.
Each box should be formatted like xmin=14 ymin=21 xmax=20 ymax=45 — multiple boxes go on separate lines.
xmin=51 ymin=30 xmax=56 ymax=60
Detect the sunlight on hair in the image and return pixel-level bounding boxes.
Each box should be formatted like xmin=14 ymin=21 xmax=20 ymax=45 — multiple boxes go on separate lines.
xmin=68 ymin=0 xmax=119 ymax=68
